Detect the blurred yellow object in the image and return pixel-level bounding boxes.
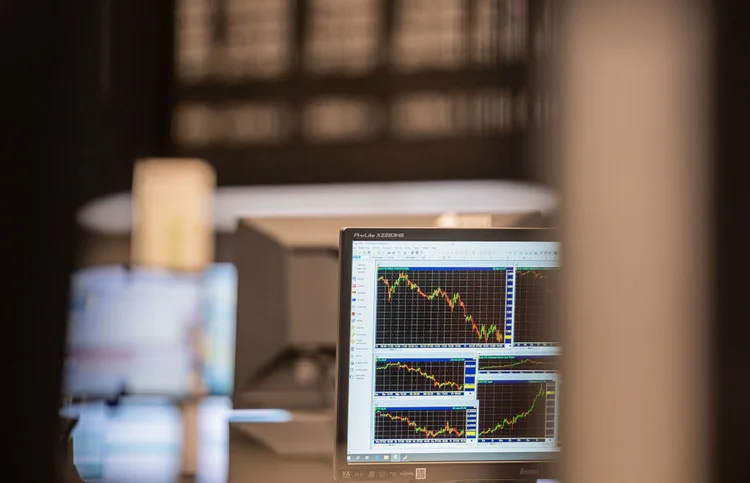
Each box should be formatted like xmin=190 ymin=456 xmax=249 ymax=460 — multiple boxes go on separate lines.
xmin=131 ymin=158 xmax=215 ymax=271
xmin=436 ymin=212 xmax=494 ymax=227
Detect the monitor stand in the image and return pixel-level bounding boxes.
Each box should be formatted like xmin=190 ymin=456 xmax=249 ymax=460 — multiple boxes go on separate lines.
xmin=231 ymin=408 xmax=335 ymax=458
xmin=233 ymin=350 xmax=336 ymax=457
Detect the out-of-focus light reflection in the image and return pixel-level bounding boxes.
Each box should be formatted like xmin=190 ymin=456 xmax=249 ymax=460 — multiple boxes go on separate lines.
xmin=226 ymin=408 xmax=294 ymax=423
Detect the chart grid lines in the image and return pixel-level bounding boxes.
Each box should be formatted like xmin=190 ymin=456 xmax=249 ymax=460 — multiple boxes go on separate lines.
xmin=374 ymin=407 xmax=469 ymax=443
xmin=375 ymin=268 xmax=507 ymax=346
xmin=477 ymin=380 xmax=550 ymax=441
xmin=513 ymin=267 xmax=559 ymax=345
xmin=375 ymin=358 xmax=467 ymax=395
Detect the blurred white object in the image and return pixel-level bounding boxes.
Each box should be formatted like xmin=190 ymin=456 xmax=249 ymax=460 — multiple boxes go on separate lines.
xmin=78 ymin=180 xmax=557 ymax=235
xmin=293 ymin=357 xmax=320 ymax=386
xmin=436 ymin=212 xmax=493 ymax=227
xmin=65 ymin=396 xmax=233 ymax=483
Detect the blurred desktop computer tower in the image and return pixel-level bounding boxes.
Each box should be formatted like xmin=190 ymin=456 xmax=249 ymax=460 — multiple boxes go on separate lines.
xmin=230 ymin=212 xmax=538 ymax=456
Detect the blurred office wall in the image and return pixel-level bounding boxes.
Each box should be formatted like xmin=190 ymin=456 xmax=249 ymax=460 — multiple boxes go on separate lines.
xmin=171 ymin=0 xmax=555 ymax=185
xmin=73 ymin=0 xmax=559 ymax=265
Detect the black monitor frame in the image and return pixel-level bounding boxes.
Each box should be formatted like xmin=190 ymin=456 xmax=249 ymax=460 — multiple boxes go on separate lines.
xmin=334 ymin=227 xmax=560 ymax=482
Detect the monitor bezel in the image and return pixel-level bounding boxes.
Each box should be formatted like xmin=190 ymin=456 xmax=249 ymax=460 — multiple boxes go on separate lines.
xmin=335 ymin=227 xmax=560 ymax=482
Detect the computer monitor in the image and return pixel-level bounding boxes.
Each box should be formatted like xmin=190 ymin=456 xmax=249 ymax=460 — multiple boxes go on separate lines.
xmin=64 ymin=265 xmax=205 ymax=398
xmin=335 ymin=228 xmax=560 ymax=482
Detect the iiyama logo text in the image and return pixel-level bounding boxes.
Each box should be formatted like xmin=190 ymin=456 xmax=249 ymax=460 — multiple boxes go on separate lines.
xmin=519 ymin=468 xmax=540 ymax=476
xmin=353 ymin=232 xmax=405 ymax=238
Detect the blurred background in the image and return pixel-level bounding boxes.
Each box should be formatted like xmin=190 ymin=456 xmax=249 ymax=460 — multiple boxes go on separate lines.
xmin=60 ymin=3 xmax=557 ymax=482
xmin=6 ymin=0 xmax=749 ymax=483
xmin=46 ymin=2 xmax=559 ymax=482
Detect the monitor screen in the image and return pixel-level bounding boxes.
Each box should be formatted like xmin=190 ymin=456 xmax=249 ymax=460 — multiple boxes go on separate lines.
xmin=335 ymin=228 xmax=560 ymax=482
xmin=201 ymin=263 xmax=238 ymax=395
xmin=64 ymin=265 xmax=202 ymax=397
xmin=65 ymin=263 xmax=240 ymax=399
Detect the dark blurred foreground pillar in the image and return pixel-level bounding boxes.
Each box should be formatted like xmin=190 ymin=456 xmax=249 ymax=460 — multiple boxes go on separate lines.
xmin=559 ymin=2 xmax=712 ymax=483
xmin=3 ymin=1 xmax=174 ymax=480
xmin=713 ymin=1 xmax=750 ymax=482
xmin=3 ymin=2 xmax=75 ymax=481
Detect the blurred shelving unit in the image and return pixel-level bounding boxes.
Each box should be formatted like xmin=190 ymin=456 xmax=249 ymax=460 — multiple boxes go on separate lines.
xmin=171 ymin=0 xmax=554 ymax=185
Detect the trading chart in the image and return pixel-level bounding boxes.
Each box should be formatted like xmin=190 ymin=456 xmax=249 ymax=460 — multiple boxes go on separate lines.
xmin=374 ymin=407 xmax=470 ymax=443
xmin=375 ymin=268 xmax=508 ymax=345
xmin=478 ymin=355 xmax=559 ymax=373
xmin=477 ymin=380 xmax=555 ymax=441
xmin=345 ymin=237 xmax=562 ymax=464
xmin=375 ymin=358 xmax=467 ymax=395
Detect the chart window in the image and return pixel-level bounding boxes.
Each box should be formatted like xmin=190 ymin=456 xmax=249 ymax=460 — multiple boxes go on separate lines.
xmin=376 ymin=268 xmax=509 ymax=346
xmin=513 ymin=267 xmax=559 ymax=346
xmin=347 ymin=240 xmax=561 ymax=463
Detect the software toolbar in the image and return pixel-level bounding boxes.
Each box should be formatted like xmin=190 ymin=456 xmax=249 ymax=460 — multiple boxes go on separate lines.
xmin=353 ymin=241 xmax=559 ymax=262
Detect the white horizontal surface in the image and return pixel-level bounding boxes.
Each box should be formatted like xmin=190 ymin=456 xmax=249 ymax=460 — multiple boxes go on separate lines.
xmin=77 ymin=181 xmax=557 ymax=234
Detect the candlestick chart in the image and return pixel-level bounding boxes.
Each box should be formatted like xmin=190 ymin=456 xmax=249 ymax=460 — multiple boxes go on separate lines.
xmin=477 ymin=381 xmax=551 ymax=440
xmin=375 ymin=358 xmax=466 ymax=394
xmin=374 ymin=407 xmax=468 ymax=442
xmin=513 ymin=267 xmax=560 ymax=345
xmin=375 ymin=268 xmax=507 ymax=345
